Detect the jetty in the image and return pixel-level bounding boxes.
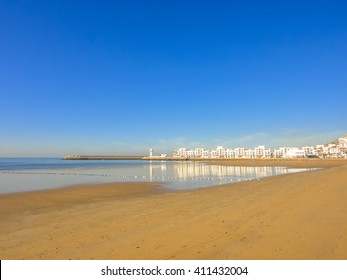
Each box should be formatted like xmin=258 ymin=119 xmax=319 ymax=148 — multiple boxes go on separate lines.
xmin=63 ymin=155 xmax=189 ymax=161
xmin=63 ymin=155 xmax=145 ymax=160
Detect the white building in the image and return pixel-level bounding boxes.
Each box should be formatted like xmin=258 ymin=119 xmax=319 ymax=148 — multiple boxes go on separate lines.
xmin=316 ymin=144 xmax=326 ymax=155
xmin=284 ymin=147 xmax=305 ymax=158
xmin=244 ymin=148 xmax=255 ymax=158
xmin=186 ymin=149 xmax=195 ymax=158
xmin=210 ymin=149 xmax=219 ymax=158
xmin=225 ymin=148 xmax=235 ymax=158
xmin=171 ymin=135 xmax=346 ymax=159
xmin=337 ymin=136 xmax=347 ymax=157
xmin=254 ymin=145 xmax=271 ymax=158
xmin=201 ymin=149 xmax=210 ymax=158
xmin=194 ymin=148 xmax=204 ymax=158
xmin=302 ymin=146 xmax=316 ymax=156
xmin=234 ymin=148 xmax=245 ymax=158
xmin=264 ymin=148 xmax=272 ymax=158
xmin=216 ymin=146 xmax=226 ymax=158
xmin=273 ymin=149 xmax=282 ymax=158
xmin=273 ymin=147 xmax=291 ymax=158
xmin=173 ymin=148 xmax=187 ymax=158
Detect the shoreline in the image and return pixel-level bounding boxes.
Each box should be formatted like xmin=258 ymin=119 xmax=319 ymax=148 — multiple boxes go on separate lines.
xmin=1 ymin=159 xmax=347 ymax=259
xmin=0 ymin=158 xmax=333 ymax=196
xmin=63 ymin=155 xmax=347 ymax=166
xmin=206 ymin=158 xmax=347 ymax=168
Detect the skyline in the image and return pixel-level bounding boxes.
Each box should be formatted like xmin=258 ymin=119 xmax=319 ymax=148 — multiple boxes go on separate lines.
xmin=1 ymin=1 xmax=347 ymax=157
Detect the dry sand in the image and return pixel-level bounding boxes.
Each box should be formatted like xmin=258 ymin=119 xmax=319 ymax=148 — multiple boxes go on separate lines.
xmin=1 ymin=159 xmax=347 ymax=260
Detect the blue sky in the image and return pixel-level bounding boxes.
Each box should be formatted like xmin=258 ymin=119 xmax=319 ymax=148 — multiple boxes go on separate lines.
xmin=1 ymin=0 xmax=346 ymax=156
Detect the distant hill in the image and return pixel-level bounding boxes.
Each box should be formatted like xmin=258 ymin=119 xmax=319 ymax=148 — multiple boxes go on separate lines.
xmin=328 ymin=134 xmax=347 ymax=145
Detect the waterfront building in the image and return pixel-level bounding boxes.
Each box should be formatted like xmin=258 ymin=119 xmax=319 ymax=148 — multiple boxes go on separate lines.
xmin=174 ymin=148 xmax=187 ymax=158
xmin=302 ymin=146 xmax=316 ymax=157
xmin=264 ymin=148 xmax=272 ymax=158
xmin=338 ymin=137 xmax=347 ymax=149
xmin=254 ymin=145 xmax=271 ymax=158
xmin=254 ymin=146 xmax=264 ymax=158
xmin=244 ymin=148 xmax=255 ymax=158
xmin=186 ymin=149 xmax=195 ymax=158
xmin=202 ymin=149 xmax=210 ymax=158
xmin=225 ymin=148 xmax=235 ymax=158
xmin=337 ymin=137 xmax=347 ymax=157
xmin=210 ymin=149 xmax=218 ymax=158
xmin=273 ymin=147 xmax=294 ymax=158
xmin=234 ymin=148 xmax=245 ymax=158
xmin=170 ymin=135 xmax=347 ymax=159
xmin=273 ymin=149 xmax=282 ymax=158
xmin=194 ymin=148 xmax=204 ymax=158
xmin=284 ymin=147 xmax=306 ymax=158
xmin=216 ymin=146 xmax=226 ymax=158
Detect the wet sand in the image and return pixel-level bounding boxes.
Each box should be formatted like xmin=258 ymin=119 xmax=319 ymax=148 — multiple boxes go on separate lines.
xmin=1 ymin=159 xmax=347 ymax=259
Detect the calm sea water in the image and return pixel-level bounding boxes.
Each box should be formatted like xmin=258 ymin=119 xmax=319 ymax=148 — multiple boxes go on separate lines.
xmin=0 ymin=158 xmax=312 ymax=194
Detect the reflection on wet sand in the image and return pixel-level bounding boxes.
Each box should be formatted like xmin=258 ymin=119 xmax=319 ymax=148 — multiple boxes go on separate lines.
xmin=0 ymin=161 xmax=313 ymax=194
xmin=172 ymin=162 xmax=308 ymax=179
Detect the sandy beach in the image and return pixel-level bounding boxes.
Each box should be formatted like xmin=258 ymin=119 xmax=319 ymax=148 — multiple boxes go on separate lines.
xmin=1 ymin=159 xmax=347 ymax=260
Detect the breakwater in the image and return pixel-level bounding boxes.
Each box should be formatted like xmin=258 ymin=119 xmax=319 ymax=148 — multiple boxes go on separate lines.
xmin=63 ymin=155 xmax=145 ymax=160
xmin=63 ymin=155 xmax=190 ymax=161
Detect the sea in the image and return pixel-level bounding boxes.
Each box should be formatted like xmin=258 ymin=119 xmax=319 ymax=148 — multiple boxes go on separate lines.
xmin=0 ymin=158 xmax=312 ymax=195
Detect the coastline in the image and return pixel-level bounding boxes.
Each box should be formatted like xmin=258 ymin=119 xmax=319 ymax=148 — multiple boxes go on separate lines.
xmin=205 ymin=158 xmax=347 ymax=168
xmin=1 ymin=159 xmax=347 ymax=259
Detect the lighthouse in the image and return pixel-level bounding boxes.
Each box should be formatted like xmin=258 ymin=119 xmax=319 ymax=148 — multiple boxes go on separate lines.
xmin=149 ymin=148 xmax=153 ymax=157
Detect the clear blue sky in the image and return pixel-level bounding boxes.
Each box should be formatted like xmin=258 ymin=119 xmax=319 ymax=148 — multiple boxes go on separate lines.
xmin=1 ymin=0 xmax=346 ymax=156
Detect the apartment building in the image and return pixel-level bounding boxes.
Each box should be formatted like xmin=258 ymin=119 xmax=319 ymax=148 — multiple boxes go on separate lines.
xmin=171 ymin=135 xmax=347 ymax=159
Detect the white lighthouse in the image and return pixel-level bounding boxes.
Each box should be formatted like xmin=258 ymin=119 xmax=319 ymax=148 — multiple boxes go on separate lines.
xmin=149 ymin=148 xmax=153 ymax=157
